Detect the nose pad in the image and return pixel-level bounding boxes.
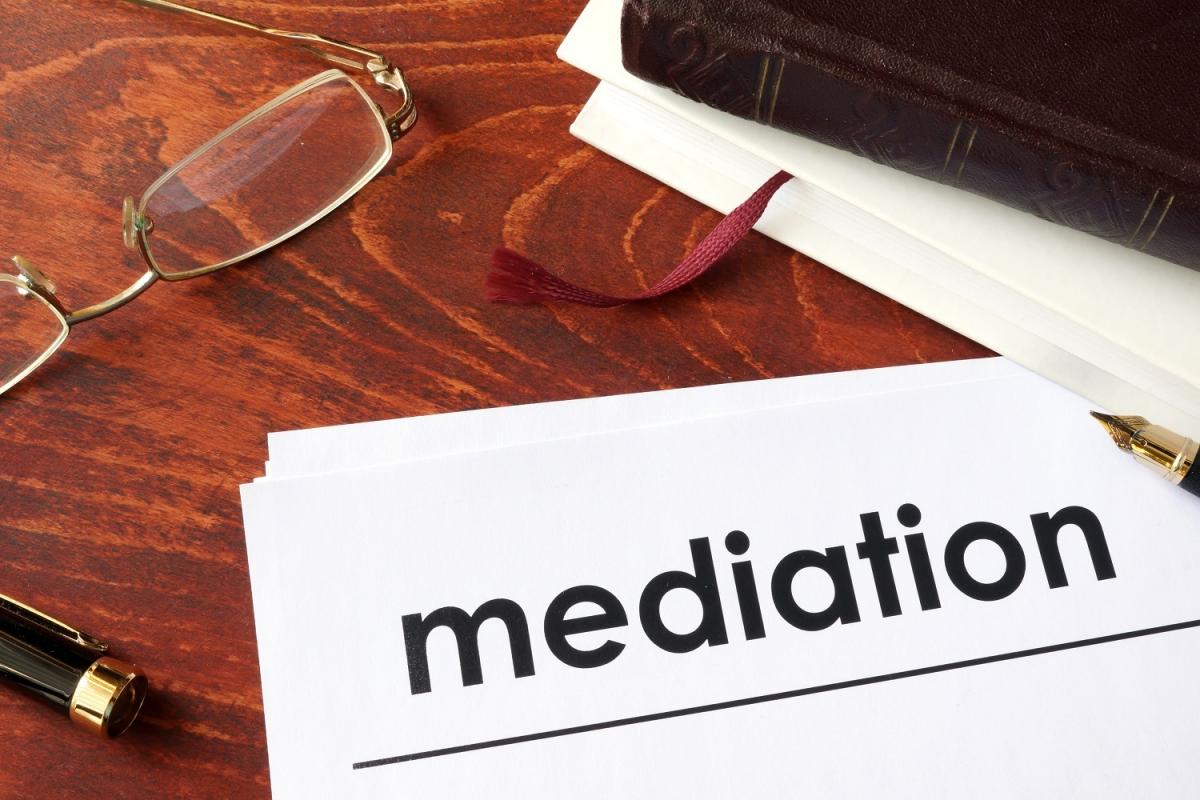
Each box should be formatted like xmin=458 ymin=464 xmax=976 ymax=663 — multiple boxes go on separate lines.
xmin=11 ymin=255 xmax=56 ymax=295
xmin=122 ymin=197 xmax=139 ymax=250
xmin=122 ymin=198 xmax=153 ymax=250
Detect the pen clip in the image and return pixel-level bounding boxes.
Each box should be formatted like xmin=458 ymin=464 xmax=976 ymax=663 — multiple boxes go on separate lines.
xmin=0 ymin=594 xmax=108 ymax=653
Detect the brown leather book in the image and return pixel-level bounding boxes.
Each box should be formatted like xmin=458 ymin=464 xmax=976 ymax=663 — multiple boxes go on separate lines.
xmin=620 ymin=0 xmax=1200 ymax=271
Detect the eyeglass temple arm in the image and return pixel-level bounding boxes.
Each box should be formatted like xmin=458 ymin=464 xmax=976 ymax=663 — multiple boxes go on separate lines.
xmin=124 ymin=0 xmax=417 ymax=140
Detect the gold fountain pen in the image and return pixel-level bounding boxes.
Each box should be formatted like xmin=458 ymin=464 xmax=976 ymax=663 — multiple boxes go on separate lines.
xmin=1090 ymin=412 xmax=1200 ymax=498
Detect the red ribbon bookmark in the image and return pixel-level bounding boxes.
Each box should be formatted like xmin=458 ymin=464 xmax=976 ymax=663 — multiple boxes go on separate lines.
xmin=486 ymin=171 xmax=794 ymax=307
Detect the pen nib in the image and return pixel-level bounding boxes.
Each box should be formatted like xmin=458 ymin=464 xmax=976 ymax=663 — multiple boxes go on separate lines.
xmin=1089 ymin=411 xmax=1148 ymax=451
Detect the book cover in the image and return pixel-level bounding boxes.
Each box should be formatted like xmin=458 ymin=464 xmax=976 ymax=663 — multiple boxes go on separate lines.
xmin=620 ymin=0 xmax=1200 ymax=270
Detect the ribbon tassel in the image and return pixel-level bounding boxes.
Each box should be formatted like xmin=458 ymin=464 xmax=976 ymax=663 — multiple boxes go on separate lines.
xmin=486 ymin=171 xmax=794 ymax=307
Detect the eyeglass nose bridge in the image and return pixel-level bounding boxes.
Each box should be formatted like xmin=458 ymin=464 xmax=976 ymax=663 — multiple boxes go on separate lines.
xmin=11 ymin=201 xmax=161 ymax=328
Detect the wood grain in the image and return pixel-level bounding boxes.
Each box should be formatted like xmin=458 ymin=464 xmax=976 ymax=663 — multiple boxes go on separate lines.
xmin=0 ymin=0 xmax=989 ymax=796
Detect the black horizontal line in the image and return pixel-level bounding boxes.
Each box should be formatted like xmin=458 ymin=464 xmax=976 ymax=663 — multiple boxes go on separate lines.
xmin=352 ymin=617 xmax=1200 ymax=770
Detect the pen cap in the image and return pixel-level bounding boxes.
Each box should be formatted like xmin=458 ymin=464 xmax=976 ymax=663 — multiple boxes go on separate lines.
xmin=69 ymin=657 xmax=148 ymax=738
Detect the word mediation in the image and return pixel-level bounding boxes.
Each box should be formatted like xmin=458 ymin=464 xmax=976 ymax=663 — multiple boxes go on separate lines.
xmin=401 ymin=504 xmax=1115 ymax=694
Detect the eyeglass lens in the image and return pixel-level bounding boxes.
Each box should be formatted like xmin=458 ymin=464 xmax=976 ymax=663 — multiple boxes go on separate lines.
xmin=0 ymin=274 xmax=69 ymax=395
xmin=137 ymin=71 xmax=393 ymax=278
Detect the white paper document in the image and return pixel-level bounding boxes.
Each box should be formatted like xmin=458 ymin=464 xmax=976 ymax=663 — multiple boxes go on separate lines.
xmin=242 ymin=367 xmax=1200 ymax=799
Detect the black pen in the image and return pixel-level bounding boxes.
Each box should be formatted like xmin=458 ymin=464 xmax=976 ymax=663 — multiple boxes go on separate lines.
xmin=0 ymin=594 xmax=147 ymax=737
xmin=1090 ymin=412 xmax=1200 ymax=498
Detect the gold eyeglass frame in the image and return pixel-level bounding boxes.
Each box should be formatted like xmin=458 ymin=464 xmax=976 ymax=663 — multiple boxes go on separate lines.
xmin=2 ymin=0 xmax=417 ymax=395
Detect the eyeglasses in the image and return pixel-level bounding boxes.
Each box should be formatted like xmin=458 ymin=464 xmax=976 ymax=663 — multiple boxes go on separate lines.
xmin=0 ymin=0 xmax=417 ymax=397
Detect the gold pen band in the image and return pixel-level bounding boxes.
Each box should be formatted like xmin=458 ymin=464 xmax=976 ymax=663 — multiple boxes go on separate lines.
xmin=69 ymin=657 xmax=148 ymax=738
xmin=1171 ymin=438 xmax=1199 ymax=485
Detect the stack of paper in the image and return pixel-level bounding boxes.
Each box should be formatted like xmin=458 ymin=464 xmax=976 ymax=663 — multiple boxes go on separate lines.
xmin=557 ymin=0 xmax=1200 ymax=437
xmin=241 ymin=359 xmax=1200 ymax=798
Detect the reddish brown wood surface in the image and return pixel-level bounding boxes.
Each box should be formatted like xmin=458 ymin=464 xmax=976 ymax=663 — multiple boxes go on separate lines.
xmin=0 ymin=1 xmax=988 ymax=796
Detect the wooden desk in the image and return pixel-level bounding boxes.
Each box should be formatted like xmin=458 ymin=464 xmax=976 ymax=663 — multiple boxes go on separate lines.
xmin=0 ymin=1 xmax=987 ymax=795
